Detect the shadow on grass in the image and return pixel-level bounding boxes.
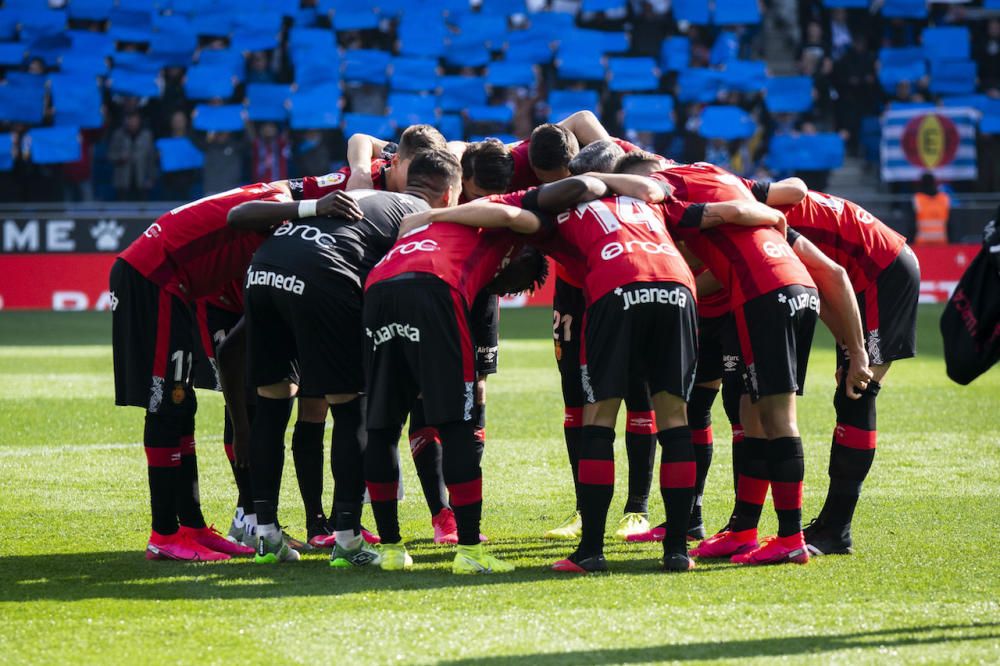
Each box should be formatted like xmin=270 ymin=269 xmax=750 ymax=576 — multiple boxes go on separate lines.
xmin=0 ymin=541 xmax=733 ymax=602
xmin=439 ymin=622 xmax=1000 ymax=664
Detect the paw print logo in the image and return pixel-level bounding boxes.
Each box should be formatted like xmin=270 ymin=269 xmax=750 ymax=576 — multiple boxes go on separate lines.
xmin=777 ymin=293 xmax=787 ymax=303
xmin=91 ymin=220 xmax=125 ymax=251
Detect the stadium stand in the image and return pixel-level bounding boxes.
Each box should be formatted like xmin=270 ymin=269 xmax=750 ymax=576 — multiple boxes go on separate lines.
xmin=0 ymin=0 xmax=998 ymax=203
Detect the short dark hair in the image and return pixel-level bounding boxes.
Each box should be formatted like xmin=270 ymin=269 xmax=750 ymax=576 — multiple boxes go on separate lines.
xmin=397 ymin=124 xmax=447 ymax=161
xmin=568 ymin=140 xmax=625 ymax=175
xmin=461 ymin=139 xmax=515 ymax=192
xmin=407 ymin=149 xmax=462 ymax=197
xmin=614 ymin=150 xmax=662 ymax=174
xmin=528 ymin=124 xmax=579 ymax=171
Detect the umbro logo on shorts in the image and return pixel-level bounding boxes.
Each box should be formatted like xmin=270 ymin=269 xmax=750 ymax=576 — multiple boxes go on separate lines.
xmin=368 ymin=322 xmax=421 ymax=347
xmin=723 ymin=354 xmax=739 ymax=372
xmin=614 ymin=285 xmax=688 ymax=311
xmin=246 ymin=269 xmax=306 ymax=295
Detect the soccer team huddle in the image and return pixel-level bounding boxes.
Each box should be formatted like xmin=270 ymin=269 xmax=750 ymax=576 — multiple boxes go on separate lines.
xmin=110 ymin=109 xmax=921 ymax=574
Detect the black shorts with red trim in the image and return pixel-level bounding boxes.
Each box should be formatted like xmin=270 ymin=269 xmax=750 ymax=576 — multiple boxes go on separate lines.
xmin=191 ymin=301 xmax=242 ymax=391
xmin=724 ymin=285 xmax=819 ymax=402
xmin=469 ymin=291 xmax=500 ymax=376
xmin=581 ymin=281 xmax=697 ymax=403
xmin=111 ymin=258 xmax=198 ymax=414
xmin=694 ymin=312 xmax=730 ymax=384
xmin=841 ymin=246 xmax=920 ymax=368
xmin=364 ymin=275 xmax=475 ymax=429
xmin=245 ymin=263 xmax=364 ymax=397
xmin=553 ymin=276 xmax=586 ymax=407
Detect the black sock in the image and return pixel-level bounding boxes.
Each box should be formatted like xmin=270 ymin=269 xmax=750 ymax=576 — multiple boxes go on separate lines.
xmin=624 ymin=409 xmax=656 ymax=514
xmin=767 ymin=436 xmax=805 ymax=537
xmin=721 ymin=377 xmax=744 ymax=497
xmin=144 ymin=412 xmax=181 ymax=535
xmin=250 ymin=395 xmax=293 ymax=527
xmin=176 ymin=434 xmax=206 ymax=528
xmin=222 ymin=407 xmax=254 ymax=511
xmin=365 ymin=426 xmax=402 ymax=544
xmin=292 ymin=419 xmax=326 ymax=525
xmin=564 ymin=407 xmax=584 ymax=511
xmin=578 ymin=425 xmax=615 ymax=555
xmin=687 ymin=385 xmax=718 ymax=526
xmin=408 ymin=398 xmax=448 ymax=516
xmin=439 ymin=421 xmax=484 ymax=546
xmin=732 ymin=436 xmax=768 ymax=532
xmin=330 ymin=398 xmax=367 ymax=532
xmin=657 ymin=426 xmax=695 ymax=552
xmin=824 ymin=380 xmax=879 ymax=527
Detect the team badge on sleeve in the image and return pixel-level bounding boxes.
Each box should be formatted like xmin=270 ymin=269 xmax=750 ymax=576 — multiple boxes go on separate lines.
xmin=316 ymin=173 xmax=347 ymax=188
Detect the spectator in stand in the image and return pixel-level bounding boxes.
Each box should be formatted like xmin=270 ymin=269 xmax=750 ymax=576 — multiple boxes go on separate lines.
xmin=156 ymin=67 xmax=190 ymax=136
xmin=196 ymin=127 xmax=248 ymax=195
xmin=246 ymin=51 xmax=278 ymax=85
xmin=832 ymin=36 xmax=878 ymax=153
xmin=108 ymin=110 xmax=157 ymax=201
xmin=828 ymin=8 xmax=853 ymax=61
xmin=63 ymin=131 xmax=96 ymax=203
xmin=629 ymin=1 xmax=670 ymax=58
xmin=293 ymin=129 xmax=331 ymax=177
xmin=913 ymin=171 xmax=951 ymax=246
xmin=249 ymin=121 xmax=290 ymax=182
xmin=975 ymin=18 xmax=1000 ymax=92
xmin=160 ymin=110 xmax=199 ymax=200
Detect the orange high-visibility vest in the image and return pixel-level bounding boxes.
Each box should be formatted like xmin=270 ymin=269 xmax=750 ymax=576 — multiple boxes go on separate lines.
xmin=913 ymin=192 xmax=950 ymax=245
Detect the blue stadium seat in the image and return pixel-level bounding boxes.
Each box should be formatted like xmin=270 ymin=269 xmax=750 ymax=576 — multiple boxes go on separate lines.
xmin=930 ymin=60 xmax=977 ymax=95
xmin=709 ymin=31 xmax=739 ymax=65
xmin=487 ymin=62 xmax=536 ymax=88
xmin=672 ymin=0 xmax=710 ymax=25
xmin=548 ymin=89 xmax=600 ymax=122
xmin=622 ymin=94 xmax=675 ymax=133
xmin=922 ymin=26 xmax=971 ymax=62
xmin=719 ymin=60 xmax=768 ymax=93
xmin=882 ymin=0 xmax=927 ymax=19
xmin=388 ymin=92 xmax=439 ymax=127
xmin=107 ymin=68 xmax=161 ymax=97
xmin=438 ymin=76 xmax=487 ymax=112
xmin=49 ymin=73 xmax=103 ymax=129
xmin=27 ymin=126 xmax=81 ymax=164
xmin=713 ymin=0 xmax=761 ymax=25
xmin=185 ymin=64 xmax=237 ymax=101
xmin=156 ymin=137 xmax=205 ymax=172
xmin=675 ymin=68 xmax=722 ymax=103
xmin=660 ymin=36 xmax=690 ymax=71
xmin=437 ymin=113 xmax=464 ymax=141
xmin=986 ymin=0 xmax=1000 ymax=8
xmin=343 ymin=49 xmax=392 ymax=86
xmin=698 ymin=105 xmax=755 ymax=140
xmin=878 ymin=46 xmax=924 ymax=68
xmin=878 ymin=60 xmax=926 ymax=93
xmin=0 ymin=80 xmax=45 ymax=123
xmin=68 ymin=0 xmax=114 ymax=21
xmin=246 ymin=83 xmax=292 ymax=121
xmin=764 ymin=76 xmax=814 ymax=113
xmin=0 ymin=43 xmax=26 ymax=67
xmin=556 ymin=52 xmax=606 ymax=81
xmin=607 ymin=57 xmax=659 ymax=92
xmin=390 ymin=57 xmax=439 ymax=92
xmin=768 ymin=133 xmax=844 ymax=171
xmin=465 ymin=104 xmax=514 ymax=125
xmin=342 ymin=112 xmax=394 ymax=140
xmin=192 ymin=104 xmax=245 ymax=132
xmin=503 ymin=28 xmax=554 ymax=64
xmin=291 ymin=83 xmax=342 ymax=129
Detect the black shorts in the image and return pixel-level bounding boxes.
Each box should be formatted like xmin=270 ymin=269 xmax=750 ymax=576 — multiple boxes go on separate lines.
xmin=553 ymin=277 xmax=586 ymax=406
xmin=841 ymin=246 xmax=920 ymax=368
xmin=245 ymin=263 xmax=364 ymax=397
xmin=191 ymin=301 xmax=242 ymax=391
xmin=581 ymin=281 xmax=698 ymax=403
xmin=111 ymin=258 xmax=198 ymax=414
xmin=725 ymin=285 xmax=819 ymax=402
xmin=365 ymin=275 xmax=475 ymax=429
xmin=694 ymin=313 xmax=730 ymax=384
xmin=469 ymin=292 xmax=499 ymax=376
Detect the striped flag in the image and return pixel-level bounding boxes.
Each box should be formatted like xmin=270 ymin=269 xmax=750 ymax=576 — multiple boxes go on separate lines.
xmin=880 ymin=106 xmax=979 ymax=182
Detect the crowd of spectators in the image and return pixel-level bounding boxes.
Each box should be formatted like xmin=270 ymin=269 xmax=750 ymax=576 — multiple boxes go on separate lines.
xmin=0 ymin=0 xmax=997 ymax=204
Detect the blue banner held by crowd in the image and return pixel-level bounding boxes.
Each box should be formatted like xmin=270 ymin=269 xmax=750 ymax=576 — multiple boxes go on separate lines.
xmin=27 ymin=126 xmax=82 ymax=164
xmin=156 ymin=137 xmax=205 ymax=172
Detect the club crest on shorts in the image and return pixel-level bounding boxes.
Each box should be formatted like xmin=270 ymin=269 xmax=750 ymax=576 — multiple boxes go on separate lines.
xmin=171 ymin=383 xmax=186 ymax=405
xmin=554 ymin=341 xmax=563 ymax=361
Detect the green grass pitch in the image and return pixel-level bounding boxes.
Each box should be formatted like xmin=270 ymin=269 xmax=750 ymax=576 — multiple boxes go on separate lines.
xmin=0 ymin=306 xmax=998 ymax=665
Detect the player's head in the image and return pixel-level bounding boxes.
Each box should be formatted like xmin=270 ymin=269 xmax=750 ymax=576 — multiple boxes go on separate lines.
xmin=461 ymin=139 xmax=515 ymax=200
xmin=568 ymin=140 xmax=625 ymax=175
xmin=528 ymin=123 xmax=579 ymax=183
xmin=614 ymin=150 xmax=668 ymax=176
xmin=388 ymin=124 xmax=448 ymax=192
xmin=405 ymin=149 xmax=462 ymax=208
